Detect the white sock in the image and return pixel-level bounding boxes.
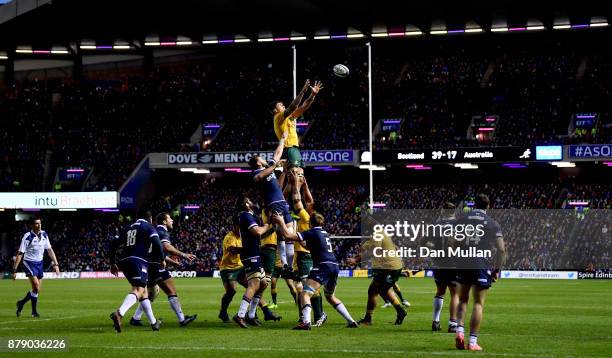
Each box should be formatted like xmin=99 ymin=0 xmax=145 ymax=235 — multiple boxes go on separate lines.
xmin=248 ymin=295 xmax=261 ymax=319
xmin=279 ymin=241 xmax=287 ymax=265
xmin=140 ymin=298 xmax=157 ymax=324
xmin=302 ymin=304 xmax=312 ymax=324
xmin=118 ymin=293 xmax=138 ymax=317
xmin=433 ymin=295 xmax=444 ymax=322
xmin=456 ymin=325 xmax=465 ymax=334
xmin=133 ymin=304 xmax=144 ymax=320
xmin=334 ymin=303 xmax=355 ymax=323
xmin=469 ymin=334 xmax=478 ymax=346
xmin=286 ymin=242 xmax=295 ymax=268
xmin=238 ymin=297 xmax=250 ymax=318
xmin=168 ymin=296 xmax=185 ymax=322
xmin=30 ymin=290 xmax=39 ymax=298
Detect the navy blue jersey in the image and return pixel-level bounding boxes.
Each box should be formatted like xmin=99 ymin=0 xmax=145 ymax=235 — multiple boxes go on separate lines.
xmin=456 ymin=209 xmax=503 ymax=269
xmin=252 ymin=160 xmax=285 ymax=206
xmin=115 ymin=219 xmax=164 ymax=263
xmin=298 ymin=227 xmax=337 ymax=265
xmin=429 ymin=216 xmax=458 ymax=269
xmin=156 ymin=225 xmax=172 ymax=246
xmin=150 ymin=225 xmax=171 ymax=263
xmin=239 ymin=211 xmax=261 ymax=259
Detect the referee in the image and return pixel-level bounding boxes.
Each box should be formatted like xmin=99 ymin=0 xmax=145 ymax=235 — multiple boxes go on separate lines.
xmin=12 ymin=217 xmax=60 ymax=318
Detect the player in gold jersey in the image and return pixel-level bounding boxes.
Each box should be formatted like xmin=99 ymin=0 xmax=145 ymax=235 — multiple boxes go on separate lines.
xmin=271 ymin=79 xmax=323 ymax=169
xmin=285 ymin=171 xmax=327 ymax=326
xmin=348 ymin=217 xmax=407 ymax=326
xmin=218 ymin=217 xmax=280 ymax=323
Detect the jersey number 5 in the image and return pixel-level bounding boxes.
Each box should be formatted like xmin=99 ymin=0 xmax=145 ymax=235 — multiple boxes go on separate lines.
xmin=325 ymin=237 xmax=333 ymax=253
xmin=126 ymin=230 xmax=137 ymax=246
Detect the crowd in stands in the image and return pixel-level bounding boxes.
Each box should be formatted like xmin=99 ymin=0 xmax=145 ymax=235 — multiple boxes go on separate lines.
xmin=2 ymin=179 xmax=609 ymax=273
xmin=373 ymin=42 xmax=612 ymax=149
xmin=2 ymin=38 xmax=611 ymax=192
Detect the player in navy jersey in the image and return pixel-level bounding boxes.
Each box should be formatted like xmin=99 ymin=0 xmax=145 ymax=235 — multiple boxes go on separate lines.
xmin=12 ymin=218 xmax=60 ymax=318
xmin=454 ymin=195 xmax=506 ymax=351
xmin=233 ymin=197 xmax=277 ymax=328
xmin=248 ymin=131 xmax=296 ymax=275
xmin=129 ymin=212 xmax=197 ymax=327
xmin=109 ymin=210 xmax=164 ymax=332
xmin=429 ymin=202 xmax=460 ymax=333
xmin=273 ymin=212 xmax=359 ymax=330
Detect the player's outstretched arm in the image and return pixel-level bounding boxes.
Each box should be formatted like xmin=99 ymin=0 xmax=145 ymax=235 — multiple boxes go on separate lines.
xmin=285 ymin=79 xmax=310 ymax=116
xmin=254 ymin=133 xmax=287 ymax=181
xmin=302 ymin=176 xmax=315 ymax=213
xmin=248 ymin=223 xmax=276 ymax=238
xmin=270 ymin=213 xmax=301 ymax=242
xmin=289 ymin=81 xmax=323 ymax=118
xmin=162 ymin=242 xmax=196 ymax=262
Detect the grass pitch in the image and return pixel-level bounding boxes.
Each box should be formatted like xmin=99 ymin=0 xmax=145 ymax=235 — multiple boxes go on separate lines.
xmin=1 ymin=278 xmax=610 ymax=357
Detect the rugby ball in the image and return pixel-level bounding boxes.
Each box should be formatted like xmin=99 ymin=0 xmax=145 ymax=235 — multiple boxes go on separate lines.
xmin=333 ymin=64 xmax=350 ymax=78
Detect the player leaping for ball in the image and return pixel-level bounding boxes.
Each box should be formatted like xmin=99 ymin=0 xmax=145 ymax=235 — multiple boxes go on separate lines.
xmin=270 ymin=80 xmax=324 ymax=273
xmin=129 ymin=212 xmax=197 ymax=327
xmin=273 ymin=212 xmax=359 ymax=330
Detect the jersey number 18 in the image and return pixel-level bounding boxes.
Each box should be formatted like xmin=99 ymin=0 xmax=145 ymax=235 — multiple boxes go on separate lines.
xmin=126 ymin=230 xmax=137 ymax=246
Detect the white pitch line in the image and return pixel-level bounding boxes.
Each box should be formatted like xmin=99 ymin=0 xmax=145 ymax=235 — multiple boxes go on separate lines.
xmin=69 ymin=345 xmax=593 ymax=358
xmin=0 ymin=315 xmax=79 ymax=325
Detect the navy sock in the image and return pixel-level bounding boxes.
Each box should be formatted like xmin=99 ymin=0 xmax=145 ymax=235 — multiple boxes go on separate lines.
xmin=20 ymin=291 xmax=32 ymax=304
xmin=31 ymin=294 xmax=38 ymax=314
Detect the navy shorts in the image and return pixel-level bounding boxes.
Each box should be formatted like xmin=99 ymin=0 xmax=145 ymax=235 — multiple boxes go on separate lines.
xmin=119 ymin=258 xmax=148 ymax=287
xmin=147 ymin=263 xmax=172 ymax=287
xmin=457 ymin=269 xmax=492 ymax=289
xmin=243 ymin=256 xmax=265 ymax=280
xmin=23 ymin=260 xmax=44 ymax=279
xmin=266 ymin=201 xmax=294 ymax=225
xmin=308 ymin=263 xmax=339 ymax=294
xmin=433 ymin=269 xmax=458 ymax=286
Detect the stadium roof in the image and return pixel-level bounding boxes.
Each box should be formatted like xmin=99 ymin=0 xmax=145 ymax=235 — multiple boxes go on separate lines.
xmin=0 ymin=0 xmax=610 ymax=48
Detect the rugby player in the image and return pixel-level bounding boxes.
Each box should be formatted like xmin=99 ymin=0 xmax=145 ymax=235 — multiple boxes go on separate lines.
xmin=454 ymin=194 xmax=506 ymax=351
xmin=233 ymin=197 xmax=277 ymax=328
xmin=287 ymin=171 xmax=327 ymax=326
xmin=349 ymin=216 xmax=407 ymax=326
xmin=129 ymin=212 xmax=197 ymax=327
xmin=248 ymin=131 xmax=295 ymax=281
xmin=273 ymin=212 xmax=358 ymax=330
xmin=13 ymin=218 xmax=61 ymax=318
xmin=109 ymin=210 xmax=163 ymax=332
xmin=430 ymin=202 xmax=460 ymax=332
xmin=219 ymin=216 xmax=280 ymax=323
xmin=271 ymin=79 xmax=323 ymax=169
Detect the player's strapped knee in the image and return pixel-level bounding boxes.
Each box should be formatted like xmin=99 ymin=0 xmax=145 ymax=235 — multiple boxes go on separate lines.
xmin=302 ymin=284 xmax=316 ymax=295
